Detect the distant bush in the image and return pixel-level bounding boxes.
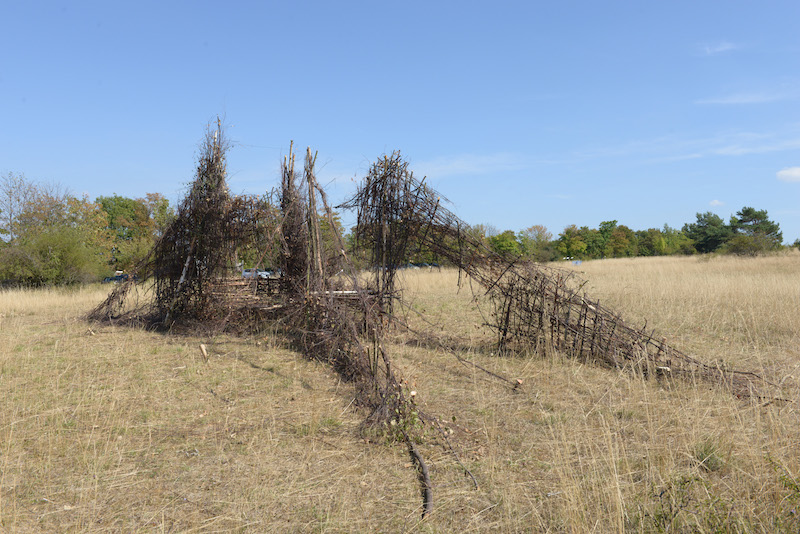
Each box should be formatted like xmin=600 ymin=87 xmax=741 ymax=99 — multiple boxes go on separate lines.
xmin=722 ymin=232 xmax=782 ymax=257
xmin=0 ymin=226 xmax=105 ymax=286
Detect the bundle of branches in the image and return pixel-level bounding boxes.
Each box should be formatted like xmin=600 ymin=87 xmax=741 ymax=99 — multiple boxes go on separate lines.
xmin=281 ymin=153 xmax=429 ymax=509
xmin=279 ymin=143 xmax=309 ymax=295
xmin=89 ymin=121 xmax=271 ymax=326
xmin=277 ymin=145 xmax=408 ymax=423
xmin=339 ymin=152 xmax=452 ymax=314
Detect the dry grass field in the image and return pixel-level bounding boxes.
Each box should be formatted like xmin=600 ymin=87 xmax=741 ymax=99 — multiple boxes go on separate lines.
xmin=2 ymin=253 xmax=799 ymax=532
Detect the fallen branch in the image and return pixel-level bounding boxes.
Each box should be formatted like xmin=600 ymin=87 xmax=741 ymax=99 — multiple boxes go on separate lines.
xmin=404 ymin=431 xmax=433 ymax=519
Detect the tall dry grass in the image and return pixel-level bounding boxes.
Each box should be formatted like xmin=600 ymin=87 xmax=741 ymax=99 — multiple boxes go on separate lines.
xmin=1 ymin=256 xmax=799 ymax=532
xmin=569 ymin=252 xmax=800 ymax=380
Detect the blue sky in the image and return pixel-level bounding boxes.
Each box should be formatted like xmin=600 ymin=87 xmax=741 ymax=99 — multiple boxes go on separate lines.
xmin=3 ymin=1 xmax=799 ymax=242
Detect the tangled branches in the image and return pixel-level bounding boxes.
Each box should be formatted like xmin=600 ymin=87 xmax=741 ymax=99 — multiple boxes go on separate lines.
xmin=338 ymin=152 xmax=781 ymax=400
xmin=89 ymin=121 xmax=274 ymax=326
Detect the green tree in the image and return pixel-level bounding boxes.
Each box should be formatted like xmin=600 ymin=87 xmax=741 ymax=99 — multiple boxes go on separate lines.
xmin=636 ymin=228 xmax=662 ymax=257
xmin=725 ymin=233 xmax=779 ymax=256
xmin=518 ymin=224 xmax=555 ymax=262
xmin=683 ymin=212 xmax=732 ymax=253
xmin=0 ymin=184 xmax=111 ymax=285
xmin=96 ymin=195 xmax=152 ymax=241
xmin=659 ymin=224 xmax=695 ymax=255
xmin=489 ymin=230 xmax=521 ymax=257
xmin=604 ymin=224 xmax=638 ymax=257
xmin=557 ymin=225 xmax=587 ymax=259
xmin=142 ymin=192 xmax=175 ymax=238
xmin=0 ymin=226 xmax=105 ymax=285
xmin=96 ymin=194 xmax=176 ymax=269
xmin=579 ymin=226 xmax=605 ymax=259
xmin=728 ymin=206 xmax=782 ymax=252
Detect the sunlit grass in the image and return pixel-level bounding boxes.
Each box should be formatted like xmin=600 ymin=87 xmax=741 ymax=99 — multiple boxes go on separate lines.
xmin=2 ymin=256 xmax=799 ymax=531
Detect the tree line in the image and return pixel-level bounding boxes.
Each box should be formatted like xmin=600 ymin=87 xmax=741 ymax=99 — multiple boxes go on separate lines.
xmin=0 ymin=172 xmax=174 ymax=286
xmin=479 ymin=206 xmax=789 ymax=262
xmin=0 ymin=172 xmax=345 ymax=287
xmin=0 ymin=170 xmax=793 ymax=286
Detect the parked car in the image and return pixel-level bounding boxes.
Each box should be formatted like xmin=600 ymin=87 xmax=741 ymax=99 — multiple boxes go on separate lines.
xmin=102 ymin=273 xmax=136 ymax=283
xmin=242 ymin=268 xmax=270 ymax=279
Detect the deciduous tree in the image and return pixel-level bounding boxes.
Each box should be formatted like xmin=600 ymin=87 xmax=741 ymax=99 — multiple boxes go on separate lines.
xmin=0 ymin=172 xmax=36 ymax=241
xmin=604 ymin=224 xmax=638 ymax=258
xmin=0 ymin=181 xmax=111 ymax=285
xmin=489 ymin=230 xmax=521 ymax=257
xmin=557 ymin=225 xmax=587 ymax=259
xmin=518 ymin=224 xmax=554 ymax=262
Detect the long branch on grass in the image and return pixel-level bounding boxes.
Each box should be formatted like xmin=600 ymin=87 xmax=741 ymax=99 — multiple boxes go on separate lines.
xmin=404 ymin=430 xmax=433 ymax=518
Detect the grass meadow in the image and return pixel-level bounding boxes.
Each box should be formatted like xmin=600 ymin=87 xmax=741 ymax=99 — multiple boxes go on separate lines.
xmin=1 ymin=253 xmax=799 ymax=532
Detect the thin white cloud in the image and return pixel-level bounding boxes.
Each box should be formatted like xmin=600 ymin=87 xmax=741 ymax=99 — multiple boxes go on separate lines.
xmin=696 ymin=91 xmax=795 ymax=105
xmin=777 ymin=166 xmax=800 ymax=182
xmin=574 ymin=128 xmax=800 ymax=164
xmin=700 ymin=41 xmax=740 ymax=56
xmin=696 ymin=80 xmax=800 ymax=105
xmin=713 ymin=137 xmax=800 ymax=156
xmin=709 ymin=199 xmax=724 ymax=207
xmin=415 ymin=153 xmax=527 ymax=178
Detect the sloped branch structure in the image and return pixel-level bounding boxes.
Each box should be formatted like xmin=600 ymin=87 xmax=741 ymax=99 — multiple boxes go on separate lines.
xmin=340 ymin=152 xmax=781 ymax=400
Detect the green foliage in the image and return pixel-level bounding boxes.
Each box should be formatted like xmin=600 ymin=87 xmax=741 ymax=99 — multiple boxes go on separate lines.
xmin=659 ymin=224 xmax=695 ymax=255
xmin=111 ymin=237 xmax=154 ymax=271
xmin=683 ymin=212 xmax=733 ymax=253
xmin=728 ymin=206 xmax=782 ymax=253
xmin=0 ymin=225 xmax=106 ymax=285
xmin=556 ymin=225 xmax=587 ymax=259
xmin=723 ymin=233 xmax=780 ymax=256
xmin=730 ymin=206 xmax=782 ymax=241
xmin=382 ymin=390 xmax=424 ymax=444
xmin=97 ymin=194 xmax=152 ymax=241
xmin=0 ymin=179 xmax=112 ymax=286
xmin=681 ymin=207 xmax=783 ymax=256
xmin=488 ymin=230 xmax=521 ymax=257
xmin=604 ymin=224 xmax=638 ymax=258
xmin=518 ymin=225 xmax=557 ymax=262
xmin=142 ymin=192 xmax=175 ymax=238
xmin=579 ymin=226 xmax=604 ymax=259
xmin=562 ymin=221 xmax=641 ymax=260
xmin=0 ymin=173 xmax=180 ymax=285
xmin=598 ymin=219 xmax=618 ymax=243
xmin=635 ymin=228 xmax=660 ymax=257
xmin=97 ymin=194 xmax=177 ymax=268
